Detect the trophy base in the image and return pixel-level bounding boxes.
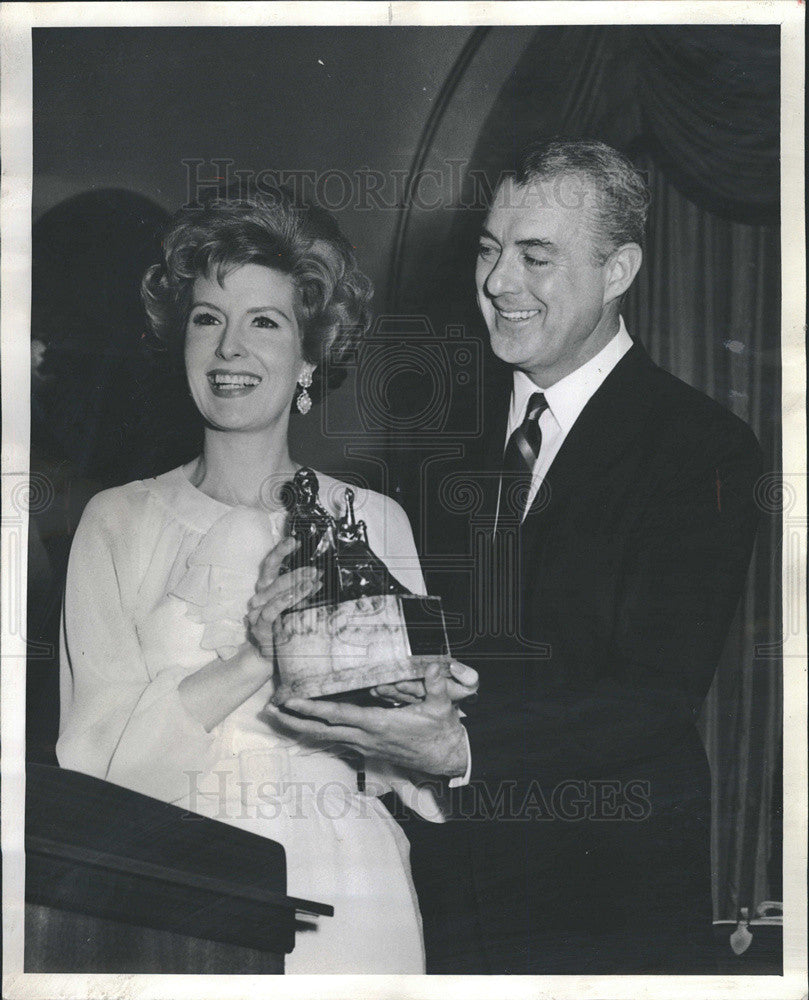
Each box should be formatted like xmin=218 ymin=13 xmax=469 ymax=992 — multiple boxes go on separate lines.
xmin=272 ymin=653 xmax=452 ymax=705
xmin=272 ymin=593 xmax=450 ymax=705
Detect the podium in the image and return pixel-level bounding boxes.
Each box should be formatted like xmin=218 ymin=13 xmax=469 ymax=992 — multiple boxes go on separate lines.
xmin=24 ymin=763 xmax=332 ymax=974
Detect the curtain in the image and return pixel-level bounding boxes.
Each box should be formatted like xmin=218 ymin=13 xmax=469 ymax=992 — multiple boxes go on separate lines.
xmin=638 ymin=26 xmax=780 ymax=224
xmin=624 ymin=157 xmax=782 ymax=921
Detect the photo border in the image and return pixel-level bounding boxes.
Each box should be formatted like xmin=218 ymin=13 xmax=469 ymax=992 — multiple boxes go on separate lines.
xmin=2 ymin=3 xmax=805 ymax=998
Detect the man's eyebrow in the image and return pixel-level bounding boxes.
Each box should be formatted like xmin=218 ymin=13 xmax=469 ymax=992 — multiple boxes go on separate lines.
xmin=515 ymin=237 xmax=556 ymax=250
xmin=478 ymin=229 xmax=557 ymax=251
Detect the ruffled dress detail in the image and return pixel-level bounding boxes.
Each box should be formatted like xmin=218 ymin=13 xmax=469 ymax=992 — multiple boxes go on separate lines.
xmin=170 ymin=505 xmax=280 ymax=660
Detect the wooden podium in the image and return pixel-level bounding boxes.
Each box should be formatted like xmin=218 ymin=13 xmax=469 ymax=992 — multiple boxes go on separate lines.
xmin=25 ymin=763 xmax=332 ymax=974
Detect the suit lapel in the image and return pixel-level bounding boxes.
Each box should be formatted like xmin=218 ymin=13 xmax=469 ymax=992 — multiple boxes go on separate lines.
xmin=480 ymin=368 xmax=512 ymax=523
xmin=522 ymin=341 xmax=658 ymax=524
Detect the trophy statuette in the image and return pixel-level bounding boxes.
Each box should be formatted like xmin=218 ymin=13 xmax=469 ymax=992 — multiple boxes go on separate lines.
xmin=271 ymin=468 xmax=451 ymax=704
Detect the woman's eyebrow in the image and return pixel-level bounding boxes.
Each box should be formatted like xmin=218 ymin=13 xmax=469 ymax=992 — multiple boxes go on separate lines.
xmin=190 ymin=302 xmax=293 ymax=323
xmin=245 ymin=305 xmax=292 ymax=321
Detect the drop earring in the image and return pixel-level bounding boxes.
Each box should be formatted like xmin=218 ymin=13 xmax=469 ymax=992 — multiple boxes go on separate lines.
xmin=296 ymin=368 xmax=314 ymax=414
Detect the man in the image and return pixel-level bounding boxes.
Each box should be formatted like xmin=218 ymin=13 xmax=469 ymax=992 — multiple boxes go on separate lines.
xmin=269 ymin=139 xmax=763 ymax=974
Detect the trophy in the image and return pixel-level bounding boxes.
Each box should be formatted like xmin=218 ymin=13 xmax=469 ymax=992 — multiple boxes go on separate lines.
xmin=271 ymin=468 xmax=451 ymax=704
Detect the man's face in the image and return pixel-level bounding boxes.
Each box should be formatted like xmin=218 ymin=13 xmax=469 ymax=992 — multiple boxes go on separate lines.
xmin=476 ymin=175 xmax=617 ymax=387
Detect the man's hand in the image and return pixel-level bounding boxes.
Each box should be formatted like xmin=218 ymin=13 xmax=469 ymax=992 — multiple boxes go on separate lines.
xmin=264 ymin=662 xmax=469 ymax=777
xmin=371 ymin=659 xmax=479 ymax=706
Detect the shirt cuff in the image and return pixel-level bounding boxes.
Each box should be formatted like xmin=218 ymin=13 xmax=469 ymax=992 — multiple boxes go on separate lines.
xmin=448 ymin=722 xmax=471 ymax=788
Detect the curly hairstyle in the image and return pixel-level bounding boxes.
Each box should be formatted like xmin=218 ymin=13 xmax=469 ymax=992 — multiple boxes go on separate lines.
xmin=141 ymin=185 xmax=373 ymax=403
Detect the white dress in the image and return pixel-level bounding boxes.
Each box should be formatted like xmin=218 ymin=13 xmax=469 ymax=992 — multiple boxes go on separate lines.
xmin=56 ymin=465 xmax=444 ymax=974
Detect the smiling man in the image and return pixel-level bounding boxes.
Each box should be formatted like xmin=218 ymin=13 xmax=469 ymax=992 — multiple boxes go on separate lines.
xmin=476 ymin=168 xmax=639 ymax=388
xmin=403 ymin=138 xmax=764 ymax=974
xmin=272 ymin=140 xmax=765 ymax=974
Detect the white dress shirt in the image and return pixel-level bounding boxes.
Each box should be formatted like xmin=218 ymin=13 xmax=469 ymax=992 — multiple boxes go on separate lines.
xmin=501 ymin=317 xmax=634 ymax=522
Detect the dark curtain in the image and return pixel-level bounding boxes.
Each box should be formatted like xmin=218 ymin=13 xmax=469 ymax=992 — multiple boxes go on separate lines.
xmin=624 ymin=157 xmax=782 ymax=922
xmin=393 ymin=24 xmax=781 ymax=925
xmin=638 ymin=27 xmax=780 ymax=223
xmin=460 ymin=25 xmax=779 ymax=221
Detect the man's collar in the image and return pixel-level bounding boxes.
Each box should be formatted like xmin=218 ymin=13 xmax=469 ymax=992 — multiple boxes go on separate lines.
xmin=511 ymin=317 xmax=633 ymax=434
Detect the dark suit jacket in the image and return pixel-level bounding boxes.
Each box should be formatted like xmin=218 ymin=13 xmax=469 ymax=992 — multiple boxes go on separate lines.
xmin=407 ymin=340 xmax=763 ymax=974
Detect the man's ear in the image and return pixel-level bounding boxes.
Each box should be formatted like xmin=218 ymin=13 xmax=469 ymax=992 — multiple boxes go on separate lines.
xmin=603 ymin=243 xmax=642 ymax=305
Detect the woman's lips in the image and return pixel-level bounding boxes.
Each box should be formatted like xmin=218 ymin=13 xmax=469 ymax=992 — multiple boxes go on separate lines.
xmin=207 ymin=371 xmax=262 ymax=397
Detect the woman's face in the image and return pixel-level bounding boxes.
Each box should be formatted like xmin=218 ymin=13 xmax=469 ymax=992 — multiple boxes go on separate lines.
xmin=184 ymin=263 xmax=308 ymax=433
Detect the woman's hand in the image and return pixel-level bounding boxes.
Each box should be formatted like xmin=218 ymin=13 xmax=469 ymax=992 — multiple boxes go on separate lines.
xmin=246 ymin=536 xmax=323 ymax=657
xmin=370 ymin=660 xmax=479 ymax=706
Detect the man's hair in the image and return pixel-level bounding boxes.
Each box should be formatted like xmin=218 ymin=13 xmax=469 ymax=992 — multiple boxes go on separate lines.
xmin=141 ymin=185 xmax=373 ymax=402
xmin=512 ymin=138 xmax=650 ymax=264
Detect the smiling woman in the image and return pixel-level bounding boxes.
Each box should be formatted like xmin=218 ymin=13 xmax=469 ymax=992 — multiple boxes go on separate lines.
xmin=55 ymin=187 xmax=455 ymax=973
xmin=184 ymin=264 xmax=307 ymax=432
xmin=142 ymin=187 xmax=371 ymax=410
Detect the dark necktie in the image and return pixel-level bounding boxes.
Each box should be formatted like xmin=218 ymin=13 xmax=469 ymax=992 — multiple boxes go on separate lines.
xmin=497 ymin=392 xmax=549 ymax=528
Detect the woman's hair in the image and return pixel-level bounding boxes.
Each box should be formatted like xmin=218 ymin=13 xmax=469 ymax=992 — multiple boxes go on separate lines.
xmin=141 ymin=185 xmax=373 ymax=402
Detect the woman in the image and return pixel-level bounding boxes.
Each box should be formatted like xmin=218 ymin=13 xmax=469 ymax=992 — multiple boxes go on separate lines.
xmin=56 ymin=188 xmax=467 ymax=973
